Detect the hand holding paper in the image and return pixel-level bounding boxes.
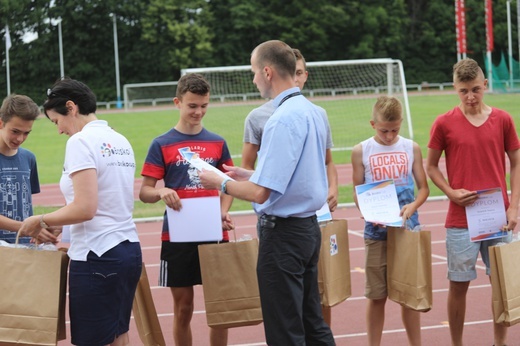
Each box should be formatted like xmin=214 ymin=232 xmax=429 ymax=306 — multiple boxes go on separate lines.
xmin=179 ymin=147 xmax=234 ymax=182
xmin=505 ymin=205 xmax=518 ymax=232
xmin=199 ymin=170 xmax=226 ymax=191
xmin=157 ymin=186 xmax=182 ymax=211
xmin=451 ymin=188 xmax=478 ymax=207
xmin=220 ymin=164 xmax=253 ymax=181
xmin=179 ymin=147 xmax=235 ymax=191
xmin=355 ymin=180 xmax=403 ymax=227
xmin=465 ymin=188 xmax=508 ymax=242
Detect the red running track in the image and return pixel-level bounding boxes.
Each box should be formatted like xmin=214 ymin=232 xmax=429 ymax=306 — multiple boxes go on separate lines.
xmin=32 ymin=162 xmax=520 ymax=345
xmin=47 ymin=200 xmax=519 ymax=346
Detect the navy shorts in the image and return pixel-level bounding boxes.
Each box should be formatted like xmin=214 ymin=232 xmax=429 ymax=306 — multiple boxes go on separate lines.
xmin=68 ymin=240 xmax=142 ymax=346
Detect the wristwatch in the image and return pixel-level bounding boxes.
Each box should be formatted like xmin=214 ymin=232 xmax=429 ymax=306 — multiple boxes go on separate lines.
xmin=40 ymin=214 xmax=50 ymax=229
xmin=220 ymin=178 xmax=231 ymax=195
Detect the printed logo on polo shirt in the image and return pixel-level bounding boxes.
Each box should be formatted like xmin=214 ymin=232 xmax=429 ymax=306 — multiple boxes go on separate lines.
xmin=100 ymin=143 xmax=132 ymax=157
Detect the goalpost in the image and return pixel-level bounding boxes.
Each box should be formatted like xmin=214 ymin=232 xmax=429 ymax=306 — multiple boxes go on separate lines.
xmin=181 ymin=58 xmax=413 ymax=158
xmin=124 ymin=58 xmax=412 ymax=160
xmin=123 ymin=81 xmax=178 ymax=111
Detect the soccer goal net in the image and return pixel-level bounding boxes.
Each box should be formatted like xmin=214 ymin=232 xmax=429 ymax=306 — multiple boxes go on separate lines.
xmin=124 ymin=58 xmax=412 ymax=160
xmin=181 ymin=58 xmax=412 ymax=159
xmin=123 ymin=81 xmax=178 ymax=111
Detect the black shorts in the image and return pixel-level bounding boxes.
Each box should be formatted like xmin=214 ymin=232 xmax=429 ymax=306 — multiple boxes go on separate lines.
xmin=159 ymin=240 xmax=225 ymax=287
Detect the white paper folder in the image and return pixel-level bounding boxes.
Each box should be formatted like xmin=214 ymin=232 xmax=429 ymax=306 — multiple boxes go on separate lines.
xmin=167 ymin=196 xmax=223 ymax=242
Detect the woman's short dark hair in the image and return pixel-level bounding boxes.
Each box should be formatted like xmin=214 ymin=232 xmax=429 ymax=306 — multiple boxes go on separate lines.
xmin=43 ymin=78 xmax=97 ymax=117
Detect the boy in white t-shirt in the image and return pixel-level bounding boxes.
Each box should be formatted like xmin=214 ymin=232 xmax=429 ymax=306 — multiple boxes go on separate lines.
xmin=351 ymin=96 xmax=429 ymax=346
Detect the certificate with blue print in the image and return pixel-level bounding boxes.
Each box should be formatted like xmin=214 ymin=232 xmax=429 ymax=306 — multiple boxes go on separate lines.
xmin=355 ymin=180 xmax=402 ymax=227
xmin=465 ymin=188 xmax=508 ymax=242
xmin=179 ymin=146 xmax=234 ymax=181
xmin=316 ymin=202 xmax=332 ymax=223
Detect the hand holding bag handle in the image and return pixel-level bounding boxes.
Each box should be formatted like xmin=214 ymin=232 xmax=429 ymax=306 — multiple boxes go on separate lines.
xmin=0 ymin=230 xmax=69 ymax=345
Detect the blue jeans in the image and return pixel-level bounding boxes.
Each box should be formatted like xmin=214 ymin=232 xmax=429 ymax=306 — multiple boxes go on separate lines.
xmin=446 ymin=228 xmax=504 ymax=281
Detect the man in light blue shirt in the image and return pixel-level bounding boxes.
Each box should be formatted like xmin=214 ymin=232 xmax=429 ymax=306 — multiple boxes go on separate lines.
xmin=249 ymin=85 xmax=327 ymax=217
xmin=199 ymin=40 xmax=335 ymax=345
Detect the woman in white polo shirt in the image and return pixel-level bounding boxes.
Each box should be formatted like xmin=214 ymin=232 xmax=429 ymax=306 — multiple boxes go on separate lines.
xmin=19 ymin=78 xmax=141 ymax=346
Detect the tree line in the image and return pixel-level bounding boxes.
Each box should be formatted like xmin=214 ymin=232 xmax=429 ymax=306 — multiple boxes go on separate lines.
xmin=1 ymin=0 xmax=517 ymax=104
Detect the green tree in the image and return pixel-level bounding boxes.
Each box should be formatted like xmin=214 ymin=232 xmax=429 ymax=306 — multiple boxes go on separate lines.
xmin=402 ymin=0 xmax=456 ymax=83
xmin=1 ymin=0 xmax=56 ymax=102
xmin=208 ymin=0 xmax=273 ymax=66
xmin=343 ymin=1 xmax=408 ymax=59
xmin=1 ymin=0 xmax=517 ymax=102
xmin=208 ymin=0 xmax=407 ymax=64
xmin=48 ymin=0 xmax=140 ymax=101
xmin=141 ymin=0 xmax=214 ymax=75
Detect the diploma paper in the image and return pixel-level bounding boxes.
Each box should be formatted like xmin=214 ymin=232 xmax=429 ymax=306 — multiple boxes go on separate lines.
xmin=179 ymin=147 xmax=234 ymax=181
xmin=316 ymin=202 xmax=333 ymax=223
xmin=167 ymin=196 xmax=223 ymax=242
xmin=355 ymin=180 xmax=402 ymax=227
xmin=465 ymin=188 xmax=508 ymax=242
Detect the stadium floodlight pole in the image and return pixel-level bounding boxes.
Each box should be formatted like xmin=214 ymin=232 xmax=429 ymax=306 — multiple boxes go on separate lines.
xmin=57 ymin=18 xmax=64 ymax=78
xmin=110 ymin=13 xmax=122 ymax=109
xmin=4 ymin=25 xmax=11 ymax=96
xmin=485 ymin=0 xmax=494 ymax=93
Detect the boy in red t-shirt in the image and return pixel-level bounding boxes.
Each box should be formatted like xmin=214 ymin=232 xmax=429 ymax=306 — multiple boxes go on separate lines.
xmin=427 ymin=58 xmax=520 ymax=346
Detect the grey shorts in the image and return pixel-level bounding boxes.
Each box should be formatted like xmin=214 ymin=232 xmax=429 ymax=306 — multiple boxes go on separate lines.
xmin=445 ymin=228 xmax=506 ymax=281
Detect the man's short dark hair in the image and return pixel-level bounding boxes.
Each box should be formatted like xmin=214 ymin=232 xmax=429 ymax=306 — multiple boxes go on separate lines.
xmin=252 ymin=40 xmax=296 ymax=80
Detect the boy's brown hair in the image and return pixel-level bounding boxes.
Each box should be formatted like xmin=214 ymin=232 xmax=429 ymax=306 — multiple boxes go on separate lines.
xmin=0 ymin=94 xmax=40 ymax=123
xmin=176 ymin=73 xmax=210 ymax=99
xmin=453 ymin=58 xmax=485 ymax=83
xmin=372 ymin=96 xmax=402 ymax=122
xmin=293 ymin=48 xmax=306 ymax=69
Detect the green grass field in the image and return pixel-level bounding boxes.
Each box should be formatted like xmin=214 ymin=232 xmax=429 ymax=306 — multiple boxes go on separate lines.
xmin=27 ymin=92 xmax=520 ymax=217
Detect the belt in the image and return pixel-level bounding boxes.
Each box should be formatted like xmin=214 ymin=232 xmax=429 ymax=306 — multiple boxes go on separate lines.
xmin=259 ymin=215 xmax=278 ymax=229
xmin=259 ymin=214 xmax=316 ymax=229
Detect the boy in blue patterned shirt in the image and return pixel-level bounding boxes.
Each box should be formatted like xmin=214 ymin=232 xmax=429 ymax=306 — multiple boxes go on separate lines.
xmin=0 ymin=94 xmax=57 ymax=244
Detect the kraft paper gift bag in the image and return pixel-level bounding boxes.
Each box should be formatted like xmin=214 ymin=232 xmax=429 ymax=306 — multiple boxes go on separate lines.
xmin=0 ymin=242 xmax=69 ymax=346
xmin=490 ymin=240 xmax=520 ymax=326
xmin=198 ymin=238 xmax=263 ymax=329
xmin=318 ymin=219 xmax=351 ymax=307
xmin=387 ymin=227 xmax=433 ymax=312
xmin=132 ymin=263 xmax=166 ymax=346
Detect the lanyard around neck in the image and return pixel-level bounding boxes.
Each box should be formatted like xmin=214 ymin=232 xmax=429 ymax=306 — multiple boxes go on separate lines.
xmin=278 ymin=91 xmax=302 ymax=107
